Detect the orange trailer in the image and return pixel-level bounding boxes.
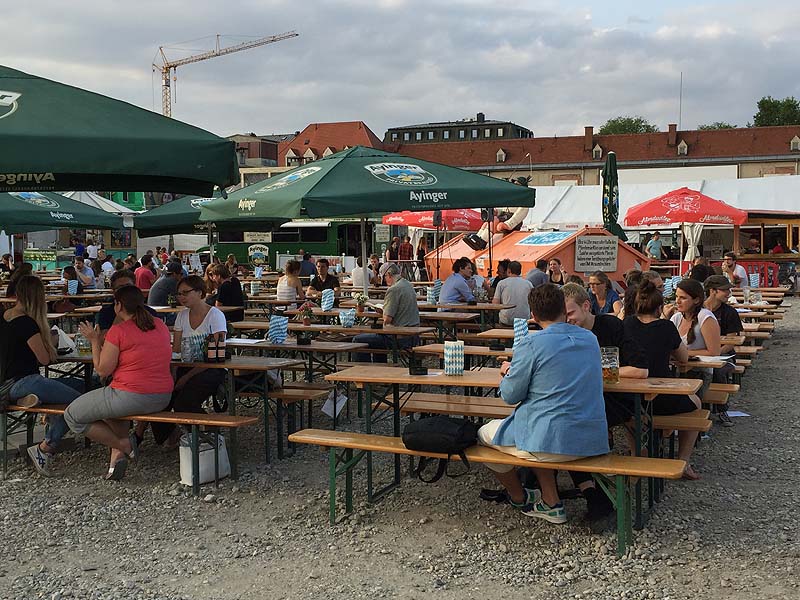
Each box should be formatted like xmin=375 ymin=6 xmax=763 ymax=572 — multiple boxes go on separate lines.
xmin=425 ymin=227 xmax=650 ymax=286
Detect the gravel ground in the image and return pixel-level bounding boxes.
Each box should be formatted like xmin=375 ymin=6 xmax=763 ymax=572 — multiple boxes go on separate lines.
xmin=2 ymin=308 xmax=799 ymax=600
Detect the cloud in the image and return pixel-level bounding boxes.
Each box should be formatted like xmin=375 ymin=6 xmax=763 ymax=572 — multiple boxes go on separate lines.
xmin=1 ymin=0 xmax=799 ymax=139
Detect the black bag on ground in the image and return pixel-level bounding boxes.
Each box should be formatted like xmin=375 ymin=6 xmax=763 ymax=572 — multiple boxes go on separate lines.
xmin=402 ymin=416 xmax=478 ymax=483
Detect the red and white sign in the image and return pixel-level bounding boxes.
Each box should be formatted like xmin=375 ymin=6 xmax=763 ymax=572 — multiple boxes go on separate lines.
xmin=382 ymin=209 xmax=482 ymax=231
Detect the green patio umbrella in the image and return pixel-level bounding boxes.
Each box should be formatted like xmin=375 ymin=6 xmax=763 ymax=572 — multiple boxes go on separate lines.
xmin=136 ymin=194 xmax=288 ymax=237
xmin=199 ymin=146 xmax=535 ymax=223
xmin=601 ymin=151 xmax=627 ymax=241
xmin=0 ymin=191 xmax=123 ymax=233
xmin=0 ymin=65 xmax=238 ymax=196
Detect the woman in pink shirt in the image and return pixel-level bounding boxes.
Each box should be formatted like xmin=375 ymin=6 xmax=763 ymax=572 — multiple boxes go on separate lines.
xmin=65 ymin=285 xmax=173 ymax=480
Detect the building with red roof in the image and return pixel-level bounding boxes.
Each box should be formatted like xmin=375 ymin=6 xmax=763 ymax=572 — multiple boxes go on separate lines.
xmin=278 ymin=121 xmax=383 ymax=167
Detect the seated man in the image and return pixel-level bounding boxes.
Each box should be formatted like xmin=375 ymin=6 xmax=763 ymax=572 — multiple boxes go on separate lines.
xmin=492 ymin=260 xmax=532 ymax=326
xmin=438 ymin=257 xmax=475 ymax=306
xmin=306 ymin=258 xmax=340 ymax=299
xmin=353 ymin=263 xmax=419 ymax=363
xmin=562 ymin=282 xmax=649 ymax=521
xmin=478 ymin=284 xmax=609 ymax=524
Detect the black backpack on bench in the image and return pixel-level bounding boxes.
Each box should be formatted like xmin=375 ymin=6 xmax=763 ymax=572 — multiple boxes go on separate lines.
xmin=402 ymin=416 xmax=479 ymax=483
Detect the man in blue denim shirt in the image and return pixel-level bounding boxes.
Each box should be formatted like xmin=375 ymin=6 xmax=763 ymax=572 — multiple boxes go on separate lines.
xmin=478 ymin=284 xmax=608 ymax=524
xmin=438 ymin=257 xmax=475 ymax=306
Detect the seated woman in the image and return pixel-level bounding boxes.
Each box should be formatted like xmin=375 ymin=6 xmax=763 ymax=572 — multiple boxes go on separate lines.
xmin=2 ymin=276 xmax=83 ymax=476
xmin=588 ymin=271 xmax=622 ymax=316
xmin=548 ymin=258 xmax=567 ymax=285
xmin=64 ymin=285 xmax=173 ymax=481
xmin=207 ymin=264 xmax=245 ymax=322
xmin=145 ymin=275 xmax=227 ymax=448
xmin=61 ymin=265 xmax=85 ymax=295
xmin=275 ymin=259 xmax=305 ymax=309
xmin=5 ymin=262 xmax=33 ymax=298
xmin=623 ymin=279 xmax=713 ymax=480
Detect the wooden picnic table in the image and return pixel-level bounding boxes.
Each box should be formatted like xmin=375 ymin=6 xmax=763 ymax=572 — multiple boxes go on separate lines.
xmin=419 ymin=311 xmax=479 ymax=342
xmin=72 ymin=304 xmax=244 ymax=314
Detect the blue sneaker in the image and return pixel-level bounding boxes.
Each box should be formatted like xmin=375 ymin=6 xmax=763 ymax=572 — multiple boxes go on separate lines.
xmin=27 ymin=444 xmax=54 ymax=477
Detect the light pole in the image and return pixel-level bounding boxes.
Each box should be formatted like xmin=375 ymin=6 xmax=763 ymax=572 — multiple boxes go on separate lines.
xmin=525 ymin=152 xmax=532 ymax=180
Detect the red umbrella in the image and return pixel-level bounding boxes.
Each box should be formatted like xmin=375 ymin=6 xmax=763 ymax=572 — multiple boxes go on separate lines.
xmin=623 ymin=187 xmax=748 ymax=226
xmin=382 ymin=209 xmax=482 ymax=230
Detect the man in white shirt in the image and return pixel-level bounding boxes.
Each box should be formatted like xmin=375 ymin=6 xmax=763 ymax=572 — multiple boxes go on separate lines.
xmin=722 ymin=252 xmax=749 ymax=288
xmin=492 ymin=261 xmax=533 ymax=325
xmin=86 ymin=240 xmax=98 ymax=260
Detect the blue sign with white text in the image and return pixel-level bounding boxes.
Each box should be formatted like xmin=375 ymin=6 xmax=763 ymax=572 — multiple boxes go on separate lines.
xmin=516 ymin=231 xmax=572 ymax=246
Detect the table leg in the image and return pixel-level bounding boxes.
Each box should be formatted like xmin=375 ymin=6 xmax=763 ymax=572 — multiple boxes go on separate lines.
xmin=227 ymin=371 xmax=240 ymax=478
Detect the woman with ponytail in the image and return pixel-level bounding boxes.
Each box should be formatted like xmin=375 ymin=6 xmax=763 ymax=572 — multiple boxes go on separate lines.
xmin=623 ymin=279 xmax=708 ymax=480
xmin=65 ymin=285 xmax=173 ymax=480
xmin=1 ymin=276 xmax=83 ymax=476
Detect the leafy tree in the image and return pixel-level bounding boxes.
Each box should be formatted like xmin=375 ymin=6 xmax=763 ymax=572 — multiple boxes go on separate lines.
xmin=753 ymin=96 xmax=800 ymax=127
xmin=697 ymin=121 xmax=737 ymax=130
xmin=598 ymin=116 xmax=659 ymax=135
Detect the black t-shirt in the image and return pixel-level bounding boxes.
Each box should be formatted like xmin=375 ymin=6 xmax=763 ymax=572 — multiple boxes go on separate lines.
xmin=216 ymin=278 xmax=245 ymax=322
xmin=623 ymin=316 xmax=682 ymax=378
xmin=0 ymin=264 xmax=11 ymax=273
xmin=491 ymin=274 xmax=506 ymax=290
xmin=2 ymin=314 xmax=41 ymax=379
xmin=96 ymin=303 xmax=159 ymax=331
xmin=711 ymin=302 xmax=743 ymax=336
xmin=310 ymin=273 xmax=340 ymax=292
xmin=591 ymin=314 xmax=649 ymax=370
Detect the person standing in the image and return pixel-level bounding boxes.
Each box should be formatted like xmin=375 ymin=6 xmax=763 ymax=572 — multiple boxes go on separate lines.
xmin=416 ymin=237 xmax=429 ymax=281
xmin=548 ymin=258 xmax=567 ymax=285
xmin=645 ymin=231 xmax=667 ymax=260
xmin=298 ymin=253 xmax=317 ymax=278
xmin=86 ymin=239 xmax=98 ymax=261
xmin=492 ymin=261 xmax=532 ymax=326
xmin=524 ymin=259 xmax=549 ymax=288
xmin=0 ymin=253 xmax=14 ymax=274
xmin=74 ymin=238 xmax=85 ymax=258
xmin=397 ymin=235 xmax=415 ymax=280
xmin=385 ymin=237 xmax=400 ymax=264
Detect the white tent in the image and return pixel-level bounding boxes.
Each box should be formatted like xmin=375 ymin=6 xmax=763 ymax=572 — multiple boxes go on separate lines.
xmin=524 ymin=175 xmax=800 ymax=231
xmin=61 ymin=191 xmax=138 ymax=228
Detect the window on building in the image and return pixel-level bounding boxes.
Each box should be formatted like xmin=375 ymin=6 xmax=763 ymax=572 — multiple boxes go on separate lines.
xmin=300 ymin=227 xmax=328 ymax=243
xmin=272 ymin=229 xmax=300 ymax=243
xmin=471 ymin=129 xmax=478 ymax=138
xmin=403 ymin=132 xmax=410 ymax=141
xmin=391 ymin=133 xmax=398 ymax=141
xmin=415 ymin=131 xmax=422 ymax=141
xmin=496 ymin=149 xmax=506 ymax=163
xmin=443 ymin=130 xmax=450 ymax=140
xmin=427 ymin=131 xmax=435 ymax=140
xmin=458 ymin=130 xmax=465 ymax=139
xmin=219 ymin=231 xmax=244 ymax=243
xmin=791 ymin=136 xmax=800 ymax=151
xmin=677 ymin=140 xmax=688 ymax=156
xmin=497 ymin=128 xmax=504 ymax=137
xmin=484 ymin=129 xmax=491 ymax=138
xmin=592 ymin=144 xmax=602 ymax=160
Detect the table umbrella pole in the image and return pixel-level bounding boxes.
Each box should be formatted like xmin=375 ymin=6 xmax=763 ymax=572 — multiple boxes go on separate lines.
xmin=360 ymin=218 xmax=368 ymax=295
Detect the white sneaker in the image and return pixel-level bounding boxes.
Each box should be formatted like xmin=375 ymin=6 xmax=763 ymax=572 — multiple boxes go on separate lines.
xmin=16 ymin=394 xmax=41 ymax=408
xmin=27 ymin=444 xmax=54 ymax=477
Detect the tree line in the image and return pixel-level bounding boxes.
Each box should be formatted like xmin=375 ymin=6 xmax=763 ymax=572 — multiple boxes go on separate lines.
xmin=597 ymin=96 xmax=800 ymax=135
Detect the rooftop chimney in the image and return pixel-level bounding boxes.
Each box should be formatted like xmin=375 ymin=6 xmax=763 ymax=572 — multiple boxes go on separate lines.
xmin=584 ymin=126 xmax=593 ymax=151
xmin=668 ymin=123 xmax=677 ymax=146
xmin=477 ymin=112 xmax=485 ymax=123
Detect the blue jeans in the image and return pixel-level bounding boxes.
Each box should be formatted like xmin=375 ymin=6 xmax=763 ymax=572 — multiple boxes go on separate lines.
xmin=10 ymin=374 xmax=83 ymax=449
xmin=352 ymin=334 xmax=417 ymax=363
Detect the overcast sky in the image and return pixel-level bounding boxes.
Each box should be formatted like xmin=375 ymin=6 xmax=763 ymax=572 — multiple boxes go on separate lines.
xmin=4 ymin=1 xmax=799 ymax=139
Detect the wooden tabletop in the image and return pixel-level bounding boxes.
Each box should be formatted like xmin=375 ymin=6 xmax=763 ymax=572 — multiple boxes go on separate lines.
xmin=226 ymin=338 xmax=367 ymax=353
xmin=412 ymin=344 xmax=511 ymax=358
xmin=232 ymin=321 xmax=435 ymax=336
xmin=477 ymin=328 xmax=519 ymax=340
xmin=419 ymin=311 xmax=480 ymax=322
xmin=47 ymin=313 xmax=67 ymax=320
xmin=419 ymin=303 xmax=515 ymax=312
xmin=721 ymin=335 xmax=746 ymax=346
xmin=54 ymin=352 xmax=303 ymax=371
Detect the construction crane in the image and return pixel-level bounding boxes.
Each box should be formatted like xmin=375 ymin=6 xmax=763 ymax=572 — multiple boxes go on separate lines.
xmin=153 ymin=31 xmax=298 ymax=117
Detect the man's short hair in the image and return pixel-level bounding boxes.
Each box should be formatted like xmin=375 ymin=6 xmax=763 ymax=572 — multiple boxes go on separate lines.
xmin=507 ymin=261 xmax=522 ymax=276
xmin=452 ymin=257 xmax=471 ymax=273
xmin=303 ymin=253 xmax=312 ymax=261
xmin=497 ymin=259 xmax=511 ymax=271
xmin=165 ymin=262 xmax=183 ymax=275
xmin=723 ymin=251 xmax=737 ymax=261
xmin=529 ymin=283 xmax=566 ymax=322
xmin=110 ymin=269 xmax=136 ymax=286
xmin=536 ymin=259 xmax=548 ymax=270
xmin=141 ymin=254 xmax=153 ymax=266
xmin=379 ymin=262 xmax=400 ymax=278
xmin=369 ymin=254 xmax=379 ymax=261
xmin=316 ymin=258 xmax=329 ymax=268
xmin=561 ymin=282 xmax=590 ymax=305
xmin=74 ymin=256 xmax=84 ymax=264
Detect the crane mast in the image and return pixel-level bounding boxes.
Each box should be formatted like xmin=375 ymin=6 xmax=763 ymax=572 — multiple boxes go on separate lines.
xmin=154 ymin=31 xmax=298 ymax=117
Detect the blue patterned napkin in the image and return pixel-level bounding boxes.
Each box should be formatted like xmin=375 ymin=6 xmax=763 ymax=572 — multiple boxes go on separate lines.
xmin=321 ymin=288 xmax=335 ymax=311
xmin=513 ymin=318 xmax=529 ymax=348
xmin=268 ymin=316 xmax=289 ymax=344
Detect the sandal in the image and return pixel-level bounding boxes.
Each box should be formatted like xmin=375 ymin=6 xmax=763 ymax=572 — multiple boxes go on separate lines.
xmin=104 ymin=458 xmax=128 ymax=481
xmin=126 ymin=432 xmax=140 ymax=461
xmin=682 ymin=465 xmax=701 ymax=480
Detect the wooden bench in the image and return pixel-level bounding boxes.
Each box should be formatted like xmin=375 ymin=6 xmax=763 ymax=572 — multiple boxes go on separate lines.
xmin=288 ymin=428 xmax=686 ymax=557
xmin=1 ymin=404 xmax=257 ymax=496
xmin=236 ymin=388 xmax=331 ymax=462
xmin=708 ymin=383 xmax=740 ymax=394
